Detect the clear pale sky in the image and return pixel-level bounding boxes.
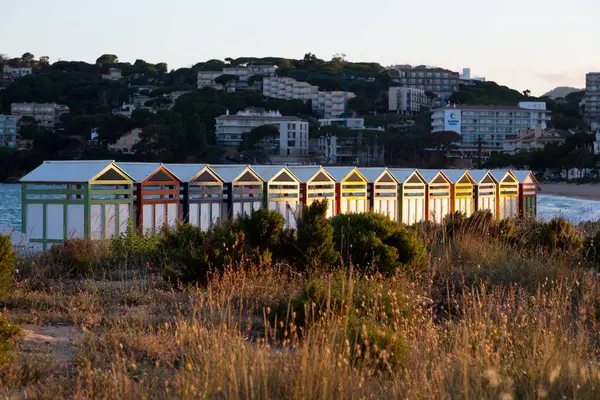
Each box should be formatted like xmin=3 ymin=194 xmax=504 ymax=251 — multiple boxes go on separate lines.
xmin=1 ymin=0 xmax=599 ymax=95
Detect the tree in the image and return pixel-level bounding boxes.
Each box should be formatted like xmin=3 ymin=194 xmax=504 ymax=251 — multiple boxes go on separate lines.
xmin=96 ymin=54 xmax=118 ymax=65
xmin=238 ymin=124 xmax=280 ymax=154
xmin=425 ymin=130 xmax=462 ymax=163
xmin=39 ymin=56 xmax=50 ymax=65
xmin=21 ymin=52 xmax=35 ymax=66
xmin=523 ymin=89 xmax=531 ymax=97
xmin=247 ymin=74 xmax=264 ymax=91
xmin=295 ymin=200 xmax=338 ymax=269
xmin=347 ymin=96 xmax=373 ymax=115
xmin=155 ymin=62 xmax=168 ymax=74
xmin=214 ymin=74 xmax=240 ymax=90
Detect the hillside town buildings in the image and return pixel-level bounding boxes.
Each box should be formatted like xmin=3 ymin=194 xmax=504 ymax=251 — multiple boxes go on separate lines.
xmin=215 ymin=108 xmax=309 ymax=157
xmin=197 ymin=65 xmax=277 ymax=90
xmin=101 ymin=68 xmax=123 ymax=81
xmin=585 ymin=72 xmax=600 ymax=130
xmin=10 ymin=102 xmax=70 ymax=129
xmin=316 ymin=118 xmax=385 ymax=165
xmin=108 ymin=128 xmax=142 ymax=153
xmin=387 ymin=65 xmax=459 ymax=106
xmin=502 ymin=125 xmax=573 ymax=154
xmin=388 ymin=87 xmax=427 ymax=114
xmin=2 ymin=65 xmax=32 ymax=78
xmin=432 ymin=102 xmax=551 ymax=158
xmin=0 ymin=115 xmax=19 ymax=148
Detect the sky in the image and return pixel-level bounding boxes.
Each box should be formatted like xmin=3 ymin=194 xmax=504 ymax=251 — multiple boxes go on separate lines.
xmin=1 ymin=0 xmax=599 ymax=96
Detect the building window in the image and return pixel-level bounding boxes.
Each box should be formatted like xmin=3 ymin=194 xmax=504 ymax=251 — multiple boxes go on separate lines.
xmin=288 ymin=140 xmax=296 ymax=147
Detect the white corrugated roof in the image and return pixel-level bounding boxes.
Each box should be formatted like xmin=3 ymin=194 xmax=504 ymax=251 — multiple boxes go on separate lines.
xmin=209 ymin=165 xmax=253 ymax=182
xmin=357 ymin=167 xmax=387 ymax=183
xmin=388 ymin=168 xmax=418 ymax=183
xmin=441 ymin=169 xmax=469 ymax=184
xmin=21 ymin=160 xmax=127 ymax=183
xmin=117 ymin=162 xmax=164 ymax=182
xmin=512 ymin=170 xmax=535 ymax=183
xmin=417 ymin=169 xmax=445 ymax=183
xmin=490 ymin=170 xmax=511 ymax=182
xmin=163 ymin=164 xmax=207 ymax=182
xmin=251 ymin=165 xmax=287 ymax=182
xmin=324 ymin=166 xmax=359 ymax=182
xmin=286 ymin=166 xmax=324 ymax=182
xmin=467 ymin=169 xmax=493 ymax=184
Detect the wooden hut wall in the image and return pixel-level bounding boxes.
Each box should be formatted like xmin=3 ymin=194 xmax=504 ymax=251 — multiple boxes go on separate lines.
xmin=228 ymin=169 xmax=263 ymax=217
xmin=496 ymin=173 xmax=519 ymax=219
xmin=395 ymin=171 xmax=426 ymax=225
xmin=452 ymin=174 xmax=475 ymax=217
xmin=263 ymin=169 xmax=300 ymax=230
xmin=297 ymin=169 xmax=336 ymax=219
xmin=134 ymin=168 xmax=181 ymax=233
xmin=335 ymin=170 xmax=368 ymax=215
xmin=425 ymin=173 xmax=451 ymax=223
xmin=519 ymin=173 xmax=537 ymax=218
xmin=186 ymin=168 xmax=224 ymax=230
xmin=474 ymin=174 xmax=497 ymax=217
xmin=88 ymin=167 xmax=134 ymax=240
xmin=371 ymin=171 xmax=398 ymax=221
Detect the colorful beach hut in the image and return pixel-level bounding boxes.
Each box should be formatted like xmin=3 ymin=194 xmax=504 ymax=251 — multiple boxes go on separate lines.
xmin=287 ymin=166 xmax=336 ymax=218
xmin=490 ymin=170 xmax=519 ymax=219
xmin=325 ymin=167 xmax=368 ymax=215
xmin=359 ymin=167 xmax=398 ymax=221
xmin=252 ymin=166 xmax=301 ymax=229
xmin=20 ymin=160 xmax=134 ymax=250
xmin=513 ymin=170 xmax=537 ymax=218
xmin=117 ymin=163 xmax=181 ymax=233
xmin=442 ymin=169 xmax=476 ymax=217
xmin=468 ymin=170 xmax=498 ymax=218
xmin=210 ymin=165 xmax=263 ymax=218
xmin=388 ymin=169 xmax=427 ymax=225
xmin=418 ymin=169 xmax=452 ymax=223
xmin=164 ymin=164 xmax=224 ymax=230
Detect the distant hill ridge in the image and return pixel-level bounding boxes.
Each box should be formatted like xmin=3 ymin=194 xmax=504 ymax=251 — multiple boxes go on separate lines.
xmin=542 ymin=87 xmax=583 ymax=99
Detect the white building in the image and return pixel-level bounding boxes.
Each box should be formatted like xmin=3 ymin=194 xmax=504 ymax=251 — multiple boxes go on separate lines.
xmin=459 ymin=68 xmax=485 ymax=82
xmin=388 ymin=87 xmax=427 ymax=114
xmin=215 ymin=108 xmax=309 ymax=157
xmin=0 ymin=115 xmax=19 ymax=148
xmin=431 ymin=102 xmax=551 ymax=158
xmin=594 ymin=128 xmax=600 ymax=155
xmin=585 ymin=72 xmax=600 ymax=129
xmin=197 ymin=65 xmax=277 ymax=90
xmin=102 ymin=68 xmax=122 ymax=81
xmin=263 ymin=77 xmax=355 ymax=118
xmin=2 ymin=65 xmax=32 ymax=78
xmin=263 ymin=77 xmax=318 ymax=101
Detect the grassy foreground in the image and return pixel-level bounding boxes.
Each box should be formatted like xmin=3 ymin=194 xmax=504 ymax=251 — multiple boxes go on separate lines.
xmin=2 ymin=214 xmax=600 ymax=399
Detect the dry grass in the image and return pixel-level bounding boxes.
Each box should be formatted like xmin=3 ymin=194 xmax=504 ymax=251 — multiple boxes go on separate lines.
xmin=2 ymin=224 xmax=600 ymax=398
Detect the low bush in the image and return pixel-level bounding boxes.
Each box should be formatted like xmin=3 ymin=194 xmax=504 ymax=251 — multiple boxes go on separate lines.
xmin=332 ymin=213 xmax=425 ymax=275
xmin=107 ymin=221 xmax=162 ymax=269
xmin=582 ymin=230 xmax=600 ymax=267
xmin=41 ymin=239 xmax=108 ymax=278
xmin=0 ymin=234 xmax=16 ymax=300
xmin=499 ymin=217 xmax=583 ymax=254
xmin=294 ymin=200 xmax=338 ymax=270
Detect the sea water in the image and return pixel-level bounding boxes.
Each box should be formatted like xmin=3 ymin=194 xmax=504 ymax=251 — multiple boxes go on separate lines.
xmin=1 ymin=184 xmax=599 ymax=230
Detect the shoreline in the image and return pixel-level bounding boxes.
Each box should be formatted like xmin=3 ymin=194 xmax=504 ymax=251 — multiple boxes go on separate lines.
xmin=538 ymin=183 xmax=600 ymax=201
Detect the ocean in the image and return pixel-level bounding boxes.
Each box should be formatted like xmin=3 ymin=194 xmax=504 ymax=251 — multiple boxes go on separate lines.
xmin=1 ymin=184 xmax=600 ymax=230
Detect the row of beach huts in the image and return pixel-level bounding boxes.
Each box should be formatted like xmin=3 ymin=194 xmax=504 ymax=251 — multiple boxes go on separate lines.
xmin=19 ymin=161 xmax=538 ymax=250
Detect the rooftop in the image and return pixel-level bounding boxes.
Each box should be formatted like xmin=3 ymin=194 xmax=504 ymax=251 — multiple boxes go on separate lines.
xmin=21 ymin=160 xmax=130 ymax=183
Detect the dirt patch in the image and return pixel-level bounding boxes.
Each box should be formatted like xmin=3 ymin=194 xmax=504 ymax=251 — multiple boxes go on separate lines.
xmin=18 ymin=324 xmax=82 ymax=364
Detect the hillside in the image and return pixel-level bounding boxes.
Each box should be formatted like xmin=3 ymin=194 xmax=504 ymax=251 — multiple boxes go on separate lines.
xmin=542 ymin=86 xmax=583 ymax=99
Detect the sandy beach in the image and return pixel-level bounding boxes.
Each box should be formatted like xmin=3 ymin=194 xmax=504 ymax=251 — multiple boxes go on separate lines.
xmin=538 ymin=183 xmax=600 ymax=200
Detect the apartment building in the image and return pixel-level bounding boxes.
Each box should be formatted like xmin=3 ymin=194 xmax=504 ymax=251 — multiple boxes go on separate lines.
xmin=2 ymin=65 xmax=32 ymax=78
xmin=431 ymin=102 xmax=551 ymax=158
xmin=388 ymin=87 xmax=427 ymax=114
xmin=503 ymin=126 xmax=572 ymax=154
xmin=215 ymin=108 xmax=309 ymax=157
xmin=316 ymin=118 xmax=385 ymax=165
xmin=388 ymin=65 xmax=459 ymax=106
xmin=263 ymin=77 xmax=318 ymax=101
xmin=263 ymin=77 xmax=355 ymax=118
xmin=11 ymin=102 xmax=70 ymax=129
xmin=197 ymin=65 xmax=277 ymax=89
xmin=0 ymin=115 xmax=19 ymax=148
xmin=594 ymin=127 xmax=600 ymax=155
xmin=108 ymin=128 xmax=142 ymax=153
xmin=585 ymin=72 xmax=600 ymax=130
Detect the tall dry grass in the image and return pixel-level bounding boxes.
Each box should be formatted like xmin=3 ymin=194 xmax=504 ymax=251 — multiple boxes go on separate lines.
xmin=2 ymin=220 xmax=600 ymax=398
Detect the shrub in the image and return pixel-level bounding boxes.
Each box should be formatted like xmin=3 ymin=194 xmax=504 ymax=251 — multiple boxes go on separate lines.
xmin=236 ymin=208 xmax=285 ymax=251
xmin=543 ymin=217 xmax=583 ymax=252
xmin=582 ymin=230 xmax=600 ymax=267
xmin=108 ymin=220 xmax=162 ymax=269
xmin=332 ymin=213 xmax=425 ymax=275
xmin=41 ymin=239 xmax=108 ymax=278
xmin=0 ymin=234 xmax=16 ymax=300
xmin=0 ymin=317 xmax=20 ymax=364
xmin=295 ymin=200 xmax=338 ymax=270
xmin=499 ymin=217 xmax=583 ymax=254
xmin=160 ymin=222 xmax=209 ymax=284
